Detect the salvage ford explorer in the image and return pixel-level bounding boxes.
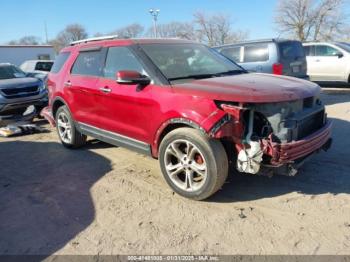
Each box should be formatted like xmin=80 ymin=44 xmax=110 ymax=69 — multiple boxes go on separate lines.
xmin=42 ymin=37 xmax=332 ymax=200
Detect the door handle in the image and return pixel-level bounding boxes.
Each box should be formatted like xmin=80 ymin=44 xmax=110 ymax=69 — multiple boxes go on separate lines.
xmin=99 ymin=87 xmax=112 ymax=93
xmin=64 ymin=81 xmax=72 ymax=87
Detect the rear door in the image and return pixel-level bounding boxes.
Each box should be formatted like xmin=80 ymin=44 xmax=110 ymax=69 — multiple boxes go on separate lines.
xmin=277 ymin=41 xmax=307 ymax=78
xmin=65 ymin=47 xmax=104 ymax=127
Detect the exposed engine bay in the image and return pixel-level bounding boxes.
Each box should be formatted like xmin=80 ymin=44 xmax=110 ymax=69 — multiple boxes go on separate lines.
xmin=214 ymin=96 xmax=332 ymax=177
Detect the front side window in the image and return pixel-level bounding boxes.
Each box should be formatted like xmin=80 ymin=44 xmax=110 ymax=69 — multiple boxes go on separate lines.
xmin=71 ymin=50 xmax=103 ymax=77
xmin=315 ymin=45 xmax=340 ymax=56
xmin=220 ymin=46 xmax=241 ymax=63
xmin=243 ymin=44 xmax=269 ymax=63
xmin=103 ymin=47 xmax=146 ymax=79
xmin=0 ymin=65 xmax=26 ymax=80
xmin=141 ymin=43 xmax=243 ymax=81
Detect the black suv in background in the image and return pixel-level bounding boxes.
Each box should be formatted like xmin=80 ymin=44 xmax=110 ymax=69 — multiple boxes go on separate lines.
xmin=0 ymin=63 xmax=47 ymax=119
xmin=215 ymin=39 xmax=309 ymax=79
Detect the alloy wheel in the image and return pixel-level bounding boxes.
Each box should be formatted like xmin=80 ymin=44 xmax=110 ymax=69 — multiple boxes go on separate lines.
xmin=57 ymin=112 xmax=72 ymax=144
xmin=164 ymin=139 xmax=208 ymax=192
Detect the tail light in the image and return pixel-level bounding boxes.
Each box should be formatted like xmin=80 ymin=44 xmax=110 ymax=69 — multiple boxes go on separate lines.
xmin=272 ymin=63 xmax=283 ymax=75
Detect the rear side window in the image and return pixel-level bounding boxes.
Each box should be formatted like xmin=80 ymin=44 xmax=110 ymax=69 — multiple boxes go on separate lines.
xmin=71 ymin=50 xmax=103 ymax=77
xmin=243 ymin=44 xmax=269 ymax=63
xmin=220 ymin=46 xmax=241 ymax=62
xmin=315 ymin=45 xmax=340 ymax=56
xmin=303 ymin=45 xmax=315 ymax=56
xmin=279 ymin=41 xmax=305 ymax=59
xmin=103 ymin=47 xmax=146 ymax=79
xmin=35 ymin=62 xmax=53 ymax=72
xmin=51 ymin=52 xmax=70 ymax=73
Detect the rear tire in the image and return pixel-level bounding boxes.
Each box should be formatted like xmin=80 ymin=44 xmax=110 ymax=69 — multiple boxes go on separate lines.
xmin=55 ymin=106 xmax=86 ymax=149
xmin=159 ymin=128 xmax=228 ymax=200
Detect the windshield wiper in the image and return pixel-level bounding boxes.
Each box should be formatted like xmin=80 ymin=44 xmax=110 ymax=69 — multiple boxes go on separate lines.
xmin=216 ymin=69 xmax=247 ymax=76
xmin=168 ymin=73 xmax=218 ymax=81
xmin=168 ymin=69 xmax=247 ymax=81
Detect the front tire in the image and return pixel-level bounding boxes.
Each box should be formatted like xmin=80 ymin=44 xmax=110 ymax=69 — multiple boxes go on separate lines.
xmin=159 ymin=128 xmax=228 ymax=200
xmin=55 ymin=106 xmax=86 ymax=148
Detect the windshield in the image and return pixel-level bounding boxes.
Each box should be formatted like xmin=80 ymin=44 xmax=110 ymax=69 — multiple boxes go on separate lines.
xmin=0 ymin=65 xmax=27 ymax=80
xmin=335 ymin=42 xmax=350 ymax=53
xmin=141 ymin=43 xmax=245 ymax=82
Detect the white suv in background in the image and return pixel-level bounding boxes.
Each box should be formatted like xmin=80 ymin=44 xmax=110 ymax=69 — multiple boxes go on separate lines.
xmin=303 ymin=42 xmax=350 ymax=83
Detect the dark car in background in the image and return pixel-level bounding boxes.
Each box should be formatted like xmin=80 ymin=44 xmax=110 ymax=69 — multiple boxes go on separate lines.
xmin=0 ymin=63 xmax=48 ymax=119
xmin=215 ymin=39 xmax=309 ymax=79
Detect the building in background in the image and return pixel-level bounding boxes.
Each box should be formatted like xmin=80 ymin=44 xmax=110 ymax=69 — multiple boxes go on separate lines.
xmin=0 ymin=45 xmax=55 ymax=66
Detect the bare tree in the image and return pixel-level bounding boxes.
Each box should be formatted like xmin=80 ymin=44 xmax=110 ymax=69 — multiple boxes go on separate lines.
xmin=50 ymin=24 xmax=88 ymax=52
xmin=8 ymin=36 xmax=42 ymax=45
xmin=146 ymin=22 xmax=196 ymax=40
xmin=193 ymin=12 xmax=248 ymax=46
xmin=275 ymin=0 xmax=346 ymax=41
xmin=112 ymin=23 xmax=144 ymax=38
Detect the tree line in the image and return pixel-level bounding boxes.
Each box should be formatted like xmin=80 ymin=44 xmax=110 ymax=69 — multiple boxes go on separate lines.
xmin=7 ymin=0 xmax=350 ymax=53
xmin=8 ymin=11 xmax=249 ymax=53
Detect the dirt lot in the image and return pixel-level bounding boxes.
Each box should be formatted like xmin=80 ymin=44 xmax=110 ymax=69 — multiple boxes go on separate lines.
xmin=0 ymin=88 xmax=350 ymax=256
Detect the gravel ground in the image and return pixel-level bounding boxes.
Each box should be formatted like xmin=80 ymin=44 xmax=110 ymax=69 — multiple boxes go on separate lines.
xmin=0 ymin=88 xmax=349 ymax=256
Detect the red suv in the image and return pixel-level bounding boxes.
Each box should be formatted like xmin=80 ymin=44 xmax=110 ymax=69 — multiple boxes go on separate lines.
xmin=42 ymin=37 xmax=332 ymax=200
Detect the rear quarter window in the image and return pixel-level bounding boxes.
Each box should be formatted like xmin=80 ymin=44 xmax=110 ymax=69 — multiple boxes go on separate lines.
xmin=220 ymin=46 xmax=241 ymax=62
xmin=243 ymin=44 xmax=269 ymax=63
xmin=51 ymin=52 xmax=71 ymax=73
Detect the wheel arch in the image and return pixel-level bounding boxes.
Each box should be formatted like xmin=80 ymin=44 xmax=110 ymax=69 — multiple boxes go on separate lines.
xmin=52 ymin=97 xmax=69 ymax=118
xmin=151 ymin=118 xmax=207 ymax=158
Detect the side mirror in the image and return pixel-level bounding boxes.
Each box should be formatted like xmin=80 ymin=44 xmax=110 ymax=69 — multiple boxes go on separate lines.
xmin=335 ymin=52 xmax=344 ymax=58
xmin=116 ymin=70 xmax=151 ymax=86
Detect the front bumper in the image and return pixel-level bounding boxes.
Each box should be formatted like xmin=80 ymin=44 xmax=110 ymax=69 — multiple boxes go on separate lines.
xmin=262 ymin=120 xmax=332 ymax=165
xmin=0 ymin=96 xmax=48 ymax=116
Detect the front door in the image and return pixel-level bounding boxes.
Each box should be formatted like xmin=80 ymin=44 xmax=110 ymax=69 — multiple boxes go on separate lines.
xmin=96 ymin=46 xmax=156 ymax=143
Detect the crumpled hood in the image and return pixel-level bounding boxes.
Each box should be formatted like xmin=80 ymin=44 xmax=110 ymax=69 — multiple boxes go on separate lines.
xmin=0 ymin=77 xmax=42 ymax=90
xmin=172 ymin=73 xmax=321 ymax=103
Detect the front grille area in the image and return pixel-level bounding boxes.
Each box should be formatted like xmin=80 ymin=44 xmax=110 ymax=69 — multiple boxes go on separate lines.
xmin=253 ymin=97 xmax=325 ymax=143
xmin=1 ymin=86 xmax=39 ymax=98
xmin=297 ymin=109 xmax=325 ymax=139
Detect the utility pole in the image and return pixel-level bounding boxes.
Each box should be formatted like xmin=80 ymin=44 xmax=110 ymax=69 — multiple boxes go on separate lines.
xmin=44 ymin=21 xmax=48 ymax=44
xmin=149 ymin=9 xmax=160 ymax=38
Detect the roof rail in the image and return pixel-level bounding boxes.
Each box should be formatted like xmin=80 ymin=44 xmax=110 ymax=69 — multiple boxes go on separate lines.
xmin=70 ymin=35 xmax=119 ymax=46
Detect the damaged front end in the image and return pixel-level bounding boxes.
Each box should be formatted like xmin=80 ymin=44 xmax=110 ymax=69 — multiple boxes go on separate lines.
xmin=211 ymin=96 xmax=332 ymax=177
